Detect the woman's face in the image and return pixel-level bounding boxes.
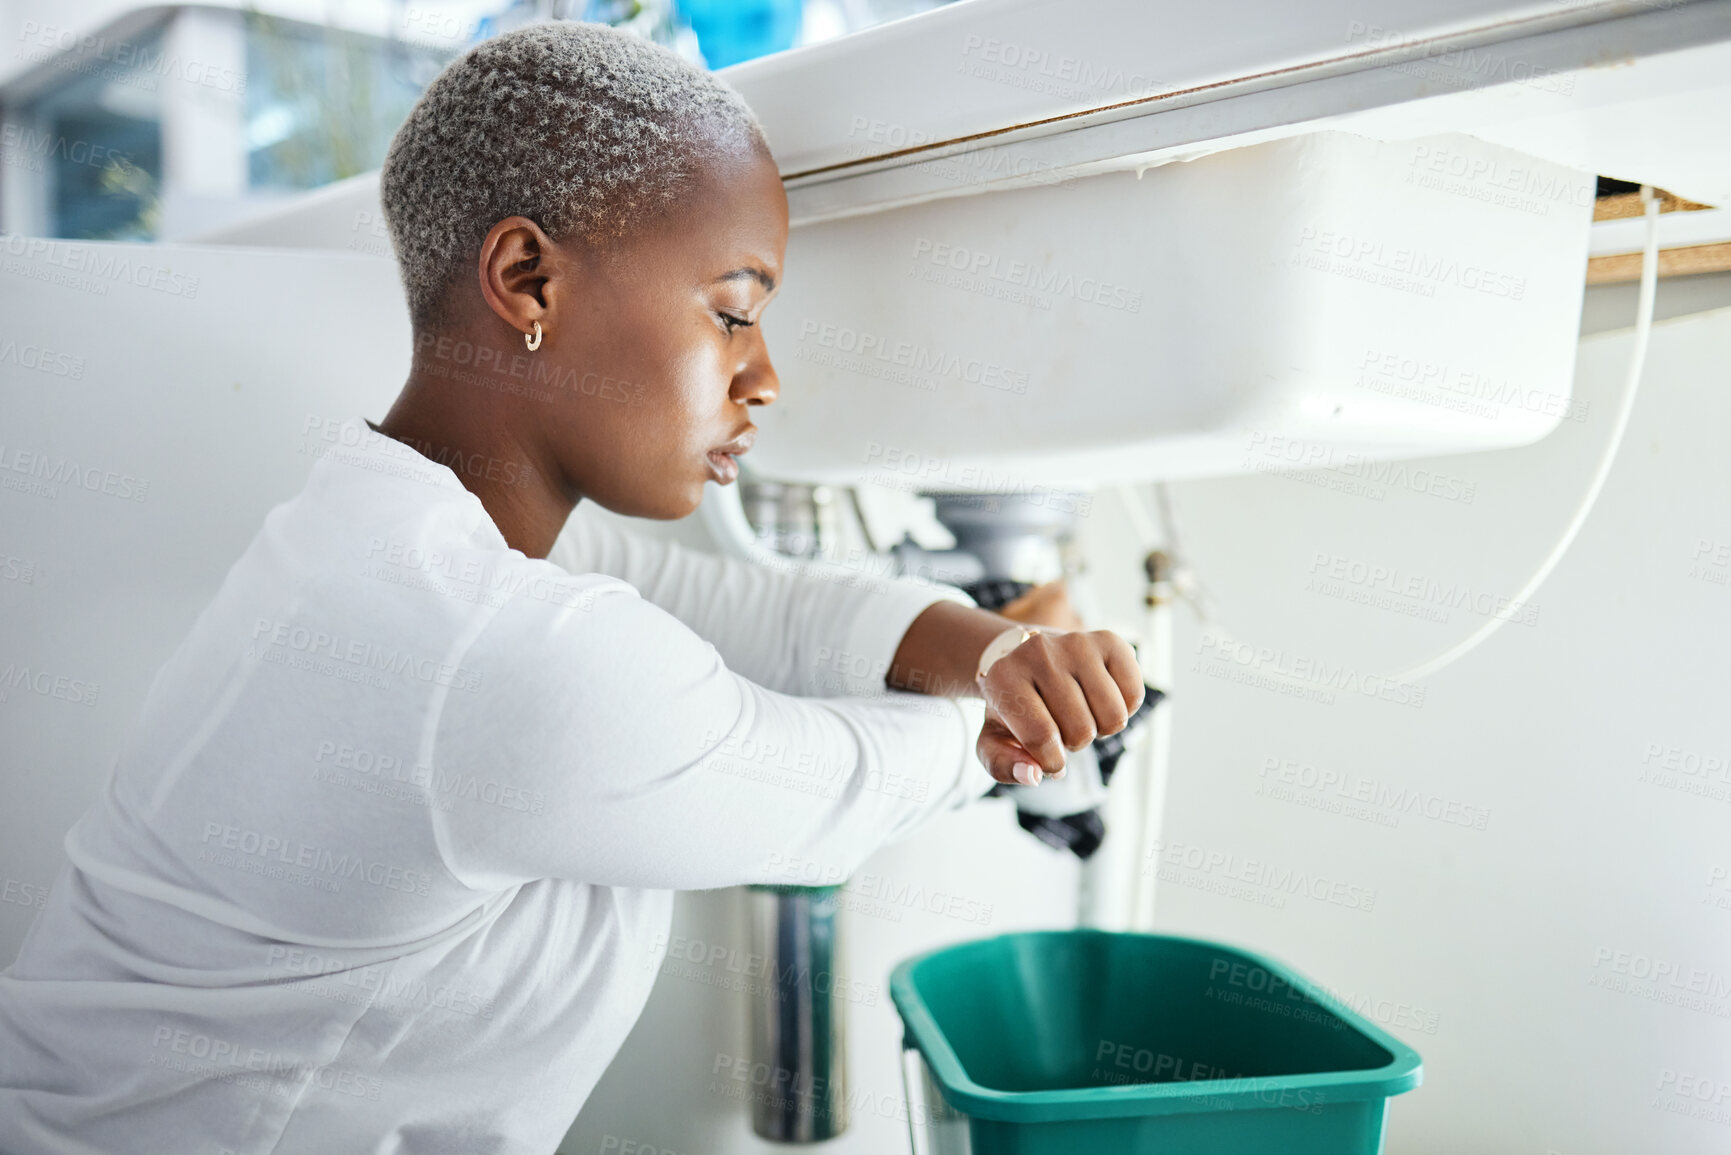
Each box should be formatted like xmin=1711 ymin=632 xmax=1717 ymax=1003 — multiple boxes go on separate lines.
xmin=536 ymin=146 xmax=789 ymax=520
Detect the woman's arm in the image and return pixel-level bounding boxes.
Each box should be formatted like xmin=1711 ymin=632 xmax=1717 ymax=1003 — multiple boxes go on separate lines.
xmin=429 ymin=572 xmax=996 ymax=892
xmin=885 ymin=599 xmax=1022 ymax=697
xmin=546 ymin=504 xmax=994 ymax=700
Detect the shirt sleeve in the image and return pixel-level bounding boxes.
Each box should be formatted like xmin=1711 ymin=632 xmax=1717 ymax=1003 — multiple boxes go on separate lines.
xmin=428 ymin=571 xmax=997 ymax=892
xmin=544 ymin=504 xmax=979 ymax=699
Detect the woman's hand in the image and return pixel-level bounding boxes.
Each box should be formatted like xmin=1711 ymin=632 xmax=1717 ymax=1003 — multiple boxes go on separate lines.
xmin=974 ymin=581 xmax=1144 ymax=786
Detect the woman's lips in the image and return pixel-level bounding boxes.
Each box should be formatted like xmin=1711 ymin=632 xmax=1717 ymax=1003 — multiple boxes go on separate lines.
xmin=706 ymin=428 xmax=754 ymax=485
xmin=706 ymin=450 xmax=739 ymax=484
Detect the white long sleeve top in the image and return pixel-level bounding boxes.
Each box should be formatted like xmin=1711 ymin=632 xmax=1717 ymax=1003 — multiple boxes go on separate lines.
xmin=0 ymin=417 xmax=995 ymax=1155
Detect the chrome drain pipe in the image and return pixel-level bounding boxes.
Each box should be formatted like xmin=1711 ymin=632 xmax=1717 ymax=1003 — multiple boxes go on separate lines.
xmin=745 ymin=885 xmax=850 ymax=1142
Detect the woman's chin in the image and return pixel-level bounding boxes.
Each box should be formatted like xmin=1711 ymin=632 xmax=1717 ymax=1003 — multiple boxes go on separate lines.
xmin=679 ymin=485 xmax=708 ymax=520
xmin=635 ymin=484 xmax=707 ymax=522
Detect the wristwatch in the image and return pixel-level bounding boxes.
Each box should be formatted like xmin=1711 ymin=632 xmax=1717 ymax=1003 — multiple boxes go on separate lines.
xmin=976 ymin=624 xmax=1044 ymax=684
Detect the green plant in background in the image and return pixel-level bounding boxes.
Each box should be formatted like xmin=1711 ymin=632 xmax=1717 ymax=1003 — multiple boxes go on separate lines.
xmin=240 ymin=6 xmax=457 ymax=192
xmin=92 ymin=156 xmax=161 ymax=241
xmin=587 ymin=0 xmax=691 ymax=47
xmin=475 ymin=1 xmax=701 ymax=61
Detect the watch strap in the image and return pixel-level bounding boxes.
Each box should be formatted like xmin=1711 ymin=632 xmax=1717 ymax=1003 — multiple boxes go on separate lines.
xmin=976 ymin=625 xmax=1040 ymax=684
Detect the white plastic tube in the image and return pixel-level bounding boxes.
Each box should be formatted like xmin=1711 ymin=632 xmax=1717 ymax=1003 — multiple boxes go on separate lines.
xmin=1382 ymin=184 xmax=1665 ymax=683
xmin=1129 ymin=562 xmax=1175 ymax=931
xmin=1078 ymin=482 xmax=1177 ymax=932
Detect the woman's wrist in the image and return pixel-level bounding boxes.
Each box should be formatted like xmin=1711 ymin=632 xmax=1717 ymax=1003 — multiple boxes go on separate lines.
xmin=886 ymin=601 xmax=1027 ymax=698
xmin=975 ymin=624 xmax=1041 ymax=685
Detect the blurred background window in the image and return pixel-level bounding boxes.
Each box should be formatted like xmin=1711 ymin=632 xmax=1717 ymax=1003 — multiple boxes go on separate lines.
xmin=1 ymin=15 xmax=168 ymax=240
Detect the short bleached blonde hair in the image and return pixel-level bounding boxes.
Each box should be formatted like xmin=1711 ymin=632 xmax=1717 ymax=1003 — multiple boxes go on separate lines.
xmin=381 ymin=20 xmax=769 ymax=331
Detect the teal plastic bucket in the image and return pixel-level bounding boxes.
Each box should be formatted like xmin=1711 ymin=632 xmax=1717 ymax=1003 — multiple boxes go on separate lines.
xmin=889 ymin=930 xmax=1422 ymax=1155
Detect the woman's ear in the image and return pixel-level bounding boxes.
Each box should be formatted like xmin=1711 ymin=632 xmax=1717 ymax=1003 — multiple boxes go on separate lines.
xmin=477 ymin=215 xmax=560 ymax=334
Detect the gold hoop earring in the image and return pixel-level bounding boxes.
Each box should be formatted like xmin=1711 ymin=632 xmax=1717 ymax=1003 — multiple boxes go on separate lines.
xmin=525 ymin=320 xmax=543 ymax=351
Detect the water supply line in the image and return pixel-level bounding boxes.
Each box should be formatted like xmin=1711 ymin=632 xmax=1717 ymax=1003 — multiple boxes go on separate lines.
xmin=1383 ymin=183 xmax=1664 ymax=682
xmin=1129 ymin=549 xmax=1176 ymax=931
xmin=1096 ymin=485 xmax=1179 ymax=932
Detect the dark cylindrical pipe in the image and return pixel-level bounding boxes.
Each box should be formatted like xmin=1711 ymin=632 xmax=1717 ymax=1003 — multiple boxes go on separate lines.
xmin=746 ymin=885 xmax=849 ymax=1142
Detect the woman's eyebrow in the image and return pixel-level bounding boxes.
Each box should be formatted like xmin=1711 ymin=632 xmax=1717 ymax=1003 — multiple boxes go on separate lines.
xmin=712 ymin=267 xmax=777 ymax=292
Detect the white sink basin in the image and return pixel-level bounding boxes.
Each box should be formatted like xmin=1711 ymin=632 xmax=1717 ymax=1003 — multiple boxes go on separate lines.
xmin=751 ymin=130 xmax=1594 ymax=490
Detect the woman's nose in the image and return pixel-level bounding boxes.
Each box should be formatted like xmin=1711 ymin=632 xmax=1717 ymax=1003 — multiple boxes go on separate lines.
xmin=734 ymin=333 xmax=779 ymax=407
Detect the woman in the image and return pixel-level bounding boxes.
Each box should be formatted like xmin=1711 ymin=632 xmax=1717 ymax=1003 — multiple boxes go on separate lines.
xmin=0 ymin=21 xmax=1143 ymax=1154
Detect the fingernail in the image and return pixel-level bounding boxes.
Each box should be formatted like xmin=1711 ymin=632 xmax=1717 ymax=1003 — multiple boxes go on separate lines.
xmin=1013 ymin=761 xmax=1043 ymax=786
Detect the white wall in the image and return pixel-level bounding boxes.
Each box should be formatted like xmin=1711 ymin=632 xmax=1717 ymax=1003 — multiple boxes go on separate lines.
xmin=0 ymin=241 xmax=409 ymax=931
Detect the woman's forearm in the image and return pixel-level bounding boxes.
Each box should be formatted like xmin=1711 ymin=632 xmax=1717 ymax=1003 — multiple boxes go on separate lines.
xmin=885 ymin=599 xmax=1017 ymax=698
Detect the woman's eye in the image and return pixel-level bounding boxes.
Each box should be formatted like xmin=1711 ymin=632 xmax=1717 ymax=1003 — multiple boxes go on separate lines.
xmin=718 ymin=312 xmax=755 ymax=335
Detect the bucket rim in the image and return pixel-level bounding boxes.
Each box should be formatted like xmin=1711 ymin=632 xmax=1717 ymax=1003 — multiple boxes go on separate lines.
xmin=888 ymin=928 xmax=1424 ymax=1123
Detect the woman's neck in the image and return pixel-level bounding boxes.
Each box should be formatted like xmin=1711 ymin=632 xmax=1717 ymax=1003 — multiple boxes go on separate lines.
xmin=372 ymin=388 xmax=577 ymax=560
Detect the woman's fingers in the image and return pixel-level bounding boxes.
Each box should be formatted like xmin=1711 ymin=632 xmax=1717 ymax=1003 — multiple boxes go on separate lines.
xmin=980 ymin=630 xmax=1147 ymax=781
xmin=1031 ymin=657 xmax=1097 ymax=754
xmin=987 ymin=678 xmax=1070 ymax=777
xmin=975 ymin=710 xmax=1048 ymax=786
xmin=1073 ymin=652 xmax=1131 ymax=738
xmin=1098 ymin=631 xmax=1147 ymax=716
